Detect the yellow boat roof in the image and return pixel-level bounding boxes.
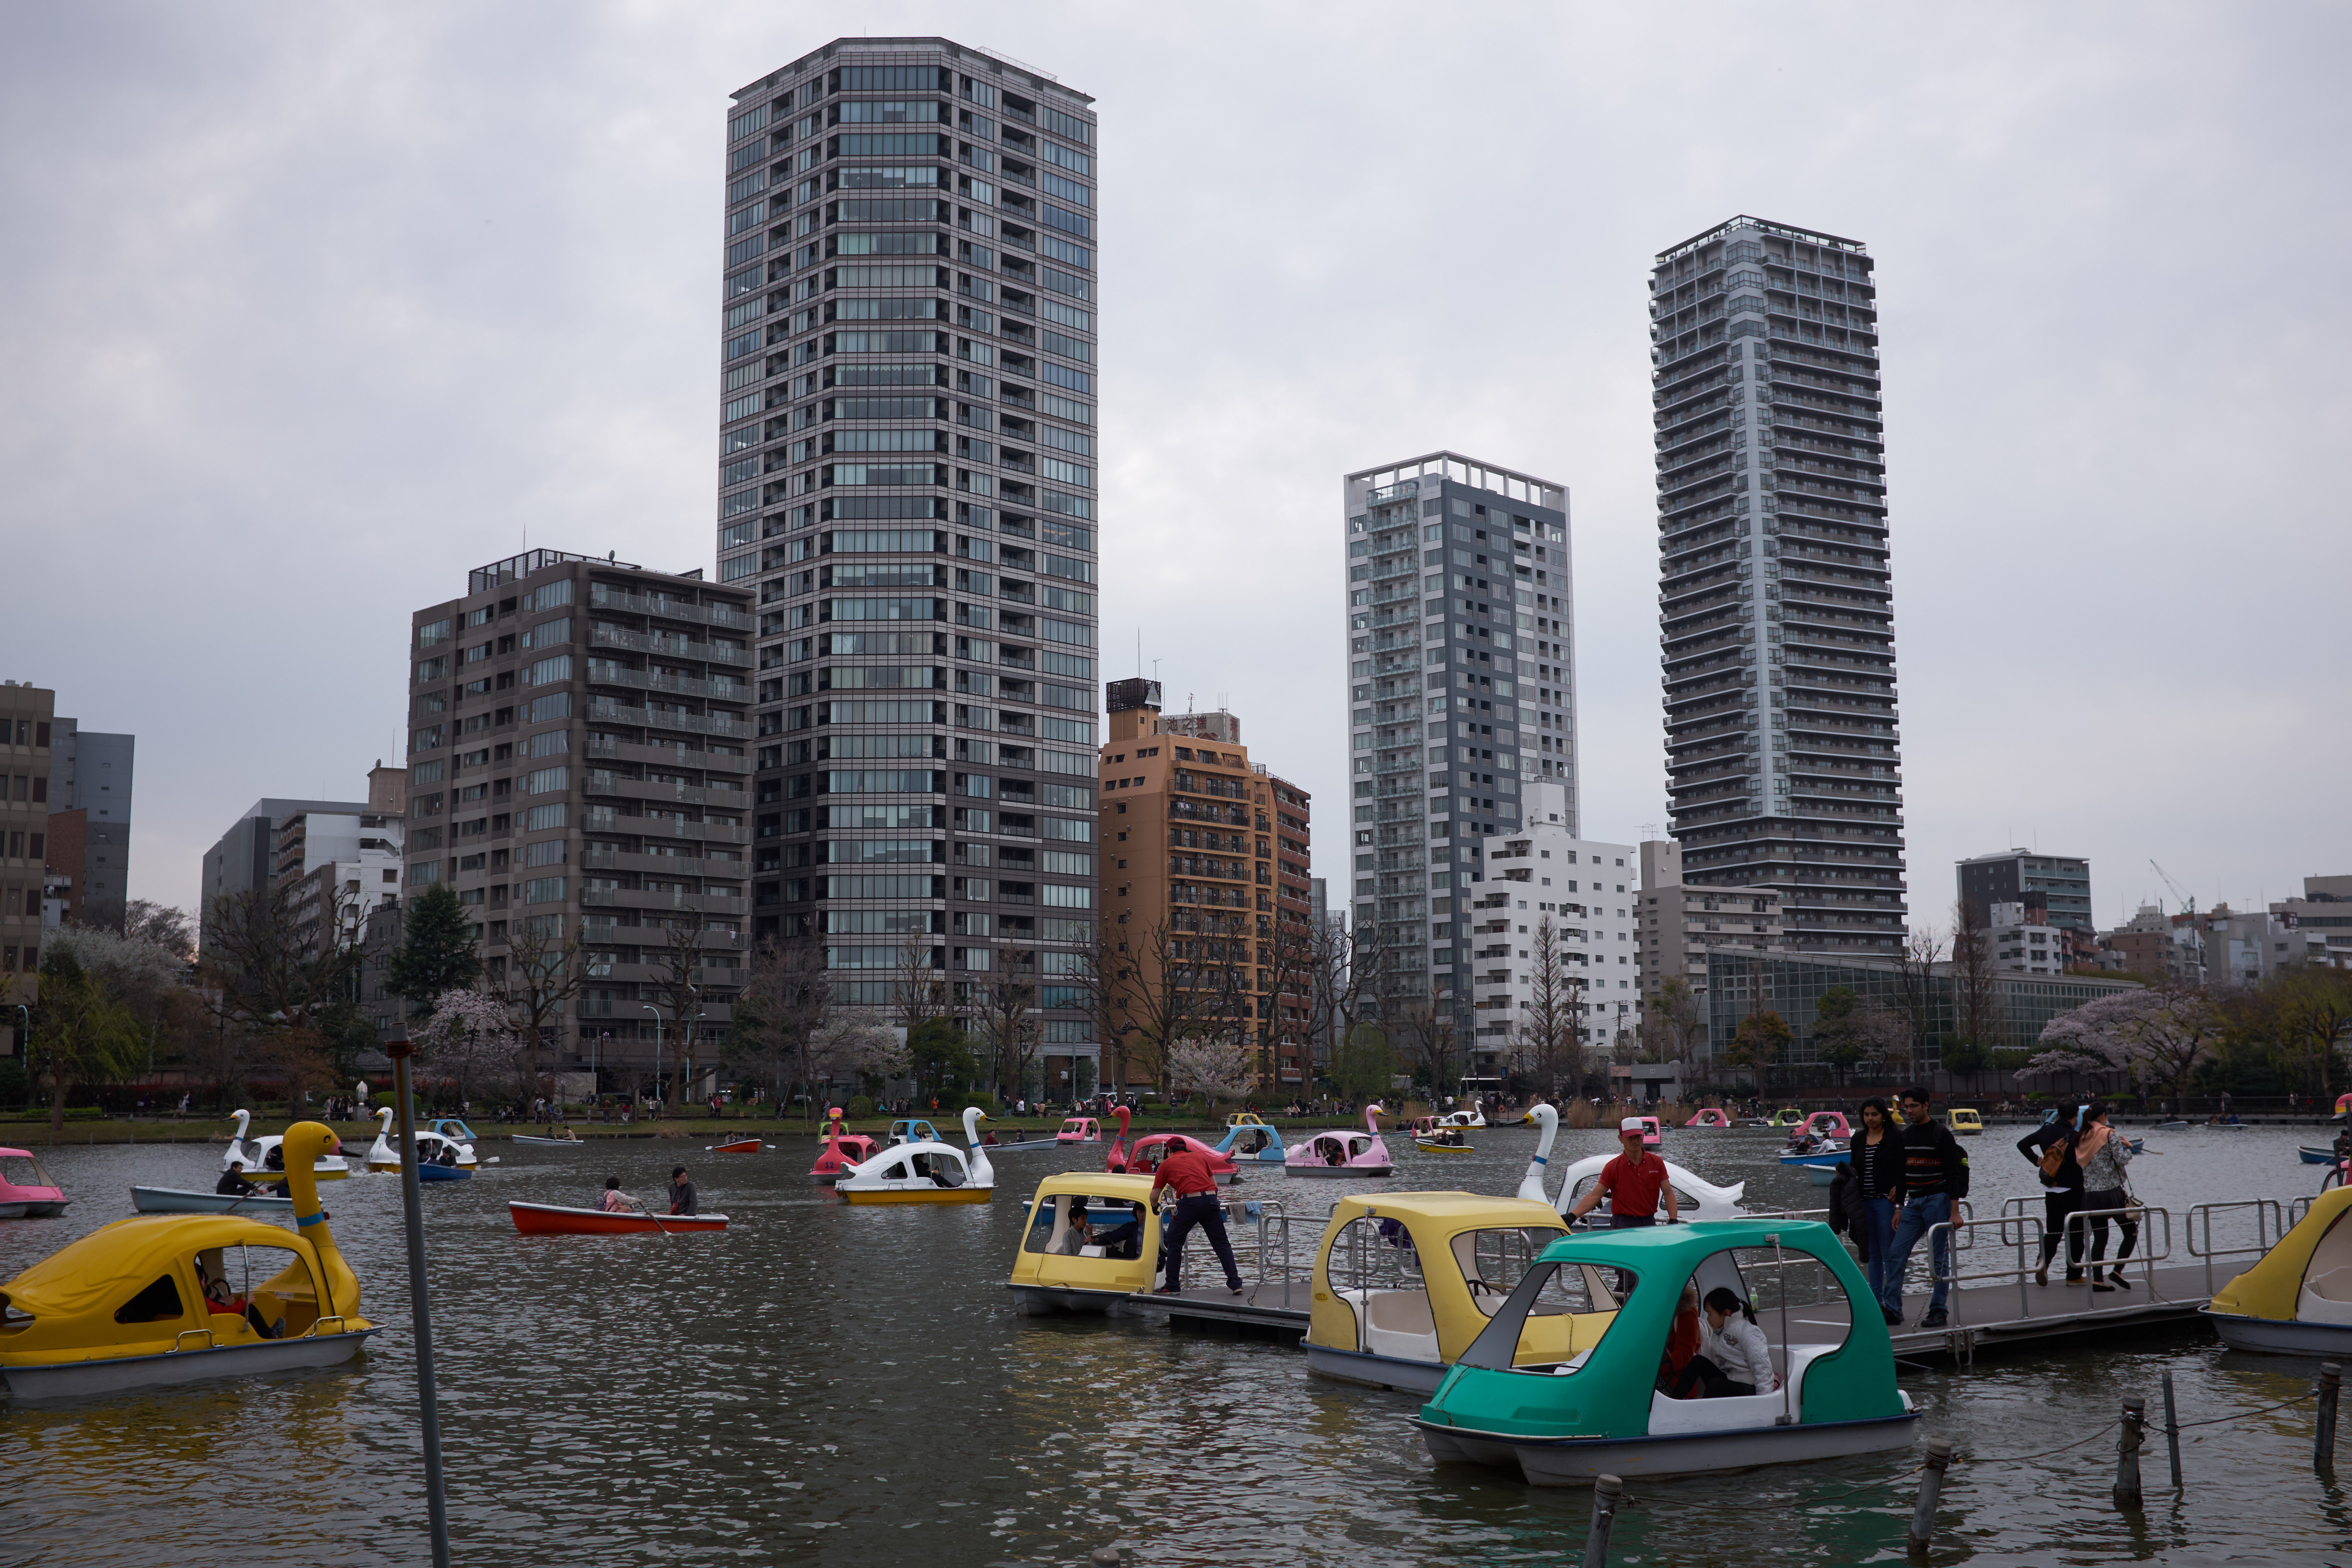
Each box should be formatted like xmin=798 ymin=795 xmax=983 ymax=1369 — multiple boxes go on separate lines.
xmin=0 ymin=1214 xmax=303 ymax=1318
xmin=2211 ymin=1185 xmax=2352 ymax=1321
xmin=1328 ymin=1191 xmax=1563 ymax=1234
xmin=1025 ymin=1172 xmax=1157 ymax=1203
xmin=1227 ymin=1112 xmax=1268 ymax=1125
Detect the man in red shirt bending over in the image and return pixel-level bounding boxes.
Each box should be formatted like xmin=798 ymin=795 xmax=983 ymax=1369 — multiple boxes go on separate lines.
xmin=1569 ymin=1118 xmax=1680 ymax=1230
xmin=1151 ymin=1140 xmax=1245 ymax=1297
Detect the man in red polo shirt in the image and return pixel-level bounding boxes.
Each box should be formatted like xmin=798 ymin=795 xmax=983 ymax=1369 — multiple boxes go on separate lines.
xmin=1151 ymin=1139 xmax=1245 ymax=1296
xmin=1569 ymin=1118 xmax=1680 ymax=1229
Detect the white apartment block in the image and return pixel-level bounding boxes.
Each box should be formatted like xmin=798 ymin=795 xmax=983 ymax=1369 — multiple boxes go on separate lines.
xmin=1463 ymin=783 xmax=1637 ymax=1079
xmin=1985 ymin=901 xmax=2068 ymax=976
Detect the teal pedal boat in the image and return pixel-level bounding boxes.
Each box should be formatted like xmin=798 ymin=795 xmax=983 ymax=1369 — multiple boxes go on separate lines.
xmin=1413 ymin=1217 xmax=1917 ymax=1484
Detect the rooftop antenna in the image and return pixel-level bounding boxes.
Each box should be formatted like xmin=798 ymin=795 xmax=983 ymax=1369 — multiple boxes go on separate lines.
xmin=1136 ymin=628 xmax=1142 ymax=678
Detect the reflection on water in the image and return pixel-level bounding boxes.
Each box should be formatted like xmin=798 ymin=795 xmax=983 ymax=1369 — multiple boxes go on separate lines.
xmin=2 ymin=1125 xmax=2349 ymax=1566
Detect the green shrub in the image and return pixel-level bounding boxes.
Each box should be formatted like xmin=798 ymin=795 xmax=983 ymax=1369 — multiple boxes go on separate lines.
xmin=847 ymin=1094 xmax=875 ymax=1117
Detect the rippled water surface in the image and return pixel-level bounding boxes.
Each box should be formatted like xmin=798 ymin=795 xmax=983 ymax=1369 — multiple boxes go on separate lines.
xmin=5 ymin=1120 xmax=2350 ymax=1567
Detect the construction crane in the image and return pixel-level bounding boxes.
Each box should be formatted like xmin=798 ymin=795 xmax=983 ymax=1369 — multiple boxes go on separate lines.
xmin=2149 ymin=859 xmax=2195 ymax=920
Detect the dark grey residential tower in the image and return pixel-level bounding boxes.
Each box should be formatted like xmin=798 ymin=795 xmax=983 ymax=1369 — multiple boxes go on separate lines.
xmin=723 ymin=40 xmax=1101 ymax=1049
xmin=1650 ymin=218 xmax=1905 ymax=956
xmin=1343 ymin=452 xmax=1574 ymax=1052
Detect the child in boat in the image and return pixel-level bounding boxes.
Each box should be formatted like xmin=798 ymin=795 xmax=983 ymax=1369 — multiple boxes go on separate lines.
xmin=599 ymin=1176 xmax=641 ymax=1213
xmin=1669 ymin=1287 xmax=1776 ymax=1399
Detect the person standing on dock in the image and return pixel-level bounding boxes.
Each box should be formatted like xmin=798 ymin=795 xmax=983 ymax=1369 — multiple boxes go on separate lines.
xmin=2018 ymin=1107 xmax=2086 ymax=1286
xmin=1847 ymin=1098 xmax=1905 ymax=1326
xmin=1569 ymin=1119 xmax=1681 ymax=1230
xmin=1150 ymin=1140 xmax=1245 ymax=1297
xmin=2075 ymin=1103 xmax=2139 ymax=1291
xmin=1884 ymin=1089 xmax=1968 ymax=1329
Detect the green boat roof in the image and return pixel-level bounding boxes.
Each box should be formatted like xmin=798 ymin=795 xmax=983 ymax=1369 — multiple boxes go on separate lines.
xmin=1531 ymin=1217 xmax=1841 ymax=1272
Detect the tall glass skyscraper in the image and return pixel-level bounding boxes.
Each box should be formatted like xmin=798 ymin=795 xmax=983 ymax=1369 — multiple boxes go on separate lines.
xmin=1343 ymin=452 xmax=1575 ymax=1062
xmin=1649 ymin=217 xmax=1906 ymax=956
xmin=725 ymin=39 xmax=1102 ymax=1043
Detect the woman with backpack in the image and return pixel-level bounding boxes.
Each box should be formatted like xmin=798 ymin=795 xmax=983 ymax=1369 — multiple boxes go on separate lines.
xmin=2018 ymin=1105 xmax=2086 ymax=1286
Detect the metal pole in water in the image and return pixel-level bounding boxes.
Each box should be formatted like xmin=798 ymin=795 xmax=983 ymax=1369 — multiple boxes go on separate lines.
xmin=389 ymin=1037 xmax=453 ymax=1568
xmin=2318 ymin=1362 xmax=2342 ymax=1475
xmin=1908 ymin=1439 xmax=1952 ymax=1556
xmin=2114 ymin=1395 xmax=2145 ymax=1510
xmin=1582 ymin=1473 xmax=1623 ymax=1568
xmin=2161 ymin=1371 xmax=2182 ymax=1491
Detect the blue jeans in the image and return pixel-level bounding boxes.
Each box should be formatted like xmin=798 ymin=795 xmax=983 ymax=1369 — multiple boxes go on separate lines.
xmin=1885 ymin=1193 xmax=1953 ymax=1314
xmin=1862 ymin=1197 xmax=1900 ymax=1310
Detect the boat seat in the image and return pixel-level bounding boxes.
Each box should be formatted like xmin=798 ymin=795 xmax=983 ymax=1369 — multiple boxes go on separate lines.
xmin=2299 ymin=1267 xmax=2352 ymax=1325
xmin=1336 ymin=1287 xmax=1439 ymax=1363
xmin=1646 ymin=1344 xmax=1839 ymax=1435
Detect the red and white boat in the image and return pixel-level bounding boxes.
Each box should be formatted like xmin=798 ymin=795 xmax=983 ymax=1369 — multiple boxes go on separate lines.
xmin=508 ymin=1201 xmax=728 ymax=1235
xmin=710 ymin=1136 xmax=765 ymax=1154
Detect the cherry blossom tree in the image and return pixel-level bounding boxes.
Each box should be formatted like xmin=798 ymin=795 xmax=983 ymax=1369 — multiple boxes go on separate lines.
xmin=2021 ymin=981 xmax=2220 ymax=1102
xmin=416 ymin=985 xmax=519 ymax=1109
xmin=1165 ymin=1036 xmax=1254 ymax=1109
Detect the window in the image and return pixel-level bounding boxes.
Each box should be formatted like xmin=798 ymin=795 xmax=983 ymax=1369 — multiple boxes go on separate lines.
xmin=523 ymin=877 xmax=566 ymax=904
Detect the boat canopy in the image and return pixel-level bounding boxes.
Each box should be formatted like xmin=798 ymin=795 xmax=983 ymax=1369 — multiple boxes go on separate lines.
xmin=0 ymin=1216 xmax=302 ymax=1323
xmin=1309 ymin=1193 xmax=1583 ymax=1369
xmin=2211 ymin=1186 xmax=2352 ymax=1324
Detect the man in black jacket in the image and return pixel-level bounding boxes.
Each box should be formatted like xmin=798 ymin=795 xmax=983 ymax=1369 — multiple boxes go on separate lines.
xmin=1882 ymin=1087 xmax=1969 ymax=1329
xmin=2017 ymin=1108 xmax=2086 ymax=1285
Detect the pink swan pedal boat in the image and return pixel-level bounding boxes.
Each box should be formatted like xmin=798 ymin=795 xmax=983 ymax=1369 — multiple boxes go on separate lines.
xmin=1285 ymin=1104 xmax=1394 ymax=1178
xmin=0 ymin=1150 xmax=68 ymax=1218
xmin=809 ymin=1110 xmax=882 ymax=1185
xmin=1056 ymin=1117 xmax=1101 ymax=1144
xmin=1684 ymin=1108 xmax=1733 ymax=1129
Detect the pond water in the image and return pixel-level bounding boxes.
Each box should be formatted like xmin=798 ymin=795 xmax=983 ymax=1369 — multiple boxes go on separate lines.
xmin=3 ymin=1119 xmax=2347 ymax=1566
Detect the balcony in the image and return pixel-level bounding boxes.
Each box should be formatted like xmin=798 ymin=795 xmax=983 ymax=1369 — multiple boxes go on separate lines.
xmin=585 ymin=735 xmax=751 ymax=774
xmin=584 ymin=772 xmax=747 ymax=808
xmin=588 ymin=624 xmax=744 ymax=664
xmin=585 ymin=697 xmax=749 ymax=739
xmin=581 ymin=847 xmax=748 ymax=878
xmin=579 ymin=887 xmax=750 ymax=916
xmin=588 ymin=585 xmax=753 ymax=631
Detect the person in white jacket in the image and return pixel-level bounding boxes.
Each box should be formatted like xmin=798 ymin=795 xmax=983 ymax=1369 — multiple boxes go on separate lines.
xmin=1667 ymin=1286 xmax=1779 ymax=1399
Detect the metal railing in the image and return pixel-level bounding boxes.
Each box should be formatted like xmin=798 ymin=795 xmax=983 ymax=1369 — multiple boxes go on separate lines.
xmin=2187 ymin=1200 xmax=2286 ymax=1293
xmin=1158 ymin=1196 xmax=1298 ymax=1295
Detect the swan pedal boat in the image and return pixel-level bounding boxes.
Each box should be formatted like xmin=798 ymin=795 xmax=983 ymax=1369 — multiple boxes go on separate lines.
xmin=1056 ymin=1117 xmax=1101 ymax=1144
xmin=1305 ymin=1192 xmax=1582 ymax=1394
xmin=1007 ymin=1171 xmax=1162 ymax=1314
xmin=810 ymin=1109 xmax=882 ymax=1184
xmin=509 ymin=1201 xmax=727 ymax=1236
xmin=1944 ymin=1108 xmax=1984 ymax=1136
xmin=836 ymin=1108 xmax=996 ymax=1204
xmin=2205 ymin=1184 xmax=2352 ymax=1354
xmin=362 ymin=1108 xmax=476 ymax=1177
xmin=1684 ymin=1108 xmax=1733 ymax=1129
xmin=1413 ymin=1218 xmax=1916 ymax=1483
xmin=222 ymin=1110 xmax=349 ymax=1184
xmin=1286 ymin=1104 xmax=1395 ymax=1178
xmin=0 ymin=1150 xmax=69 ymax=1218
xmin=0 ymin=1123 xmax=374 ymax=1400
xmin=1129 ymin=1134 xmax=1243 ymax=1185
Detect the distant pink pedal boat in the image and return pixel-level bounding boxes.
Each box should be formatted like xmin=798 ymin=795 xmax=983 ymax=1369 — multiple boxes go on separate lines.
xmin=1285 ymin=1103 xmax=1394 ymax=1178
xmin=0 ymin=1149 xmax=68 ymax=1218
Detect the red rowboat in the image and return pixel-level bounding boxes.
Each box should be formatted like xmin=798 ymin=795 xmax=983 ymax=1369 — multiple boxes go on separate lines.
xmin=710 ymin=1138 xmax=763 ymax=1154
xmin=508 ymin=1201 xmax=729 ymax=1236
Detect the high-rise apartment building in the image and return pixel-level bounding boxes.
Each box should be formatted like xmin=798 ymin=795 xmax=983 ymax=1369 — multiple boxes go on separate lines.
xmin=1650 ymin=218 xmax=1905 ymax=956
xmin=724 ymin=40 xmax=1101 ymax=1053
xmin=1343 ymin=452 xmax=1574 ymax=1054
xmin=1097 ymin=681 xmax=1313 ymax=1090
xmin=46 ymin=718 xmax=134 ymax=933
xmin=406 ymin=551 xmax=754 ymax=1087
xmin=0 ymin=683 xmax=55 ymax=1003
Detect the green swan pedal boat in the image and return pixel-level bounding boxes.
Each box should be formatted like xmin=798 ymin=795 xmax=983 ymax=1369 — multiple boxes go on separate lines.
xmin=1413 ymin=1218 xmax=1917 ymax=1483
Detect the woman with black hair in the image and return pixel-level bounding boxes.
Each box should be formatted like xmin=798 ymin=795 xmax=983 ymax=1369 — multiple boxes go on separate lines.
xmin=2018 ymin=1105 xmax=2086 ymax=1286
xmin=1848 ymin=1097 xmax=1904 ymax=1326
xmin=1667 ymin=1286 xmax=1777 ymax=1399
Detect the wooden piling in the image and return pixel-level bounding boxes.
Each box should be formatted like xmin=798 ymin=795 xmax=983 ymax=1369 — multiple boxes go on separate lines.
xmin=1908 ymin=1438 xmax=1952 ymax=1556
xmin=2161 ymin=1371 xmax=2182 ymax=1491
xmin=2114 ymin=1395 xmax=2144 ymax=1509
xmin=2318 ymin=1362 xmax=2342 ymax=1475
xmin=1582 ymin=1473 xmax=1623 ymax=1568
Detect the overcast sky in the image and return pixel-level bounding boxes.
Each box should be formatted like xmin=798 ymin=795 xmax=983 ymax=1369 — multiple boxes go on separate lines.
xmin=4 ymin=3 xmax=2345 ymax=935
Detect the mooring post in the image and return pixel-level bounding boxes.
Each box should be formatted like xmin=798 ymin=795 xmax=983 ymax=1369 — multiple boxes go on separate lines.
xmin=1089 ymin=1549 xmax=1120 ymax=1567
xmin=2114 ymin=1395 xmax=2145 ymax=1509
xmin=2161 ymin=1371 xmax=2182 ymax=1491
xmin=2318 ymin=1362 xmax=2342 ymax=1475
xmin=1582 ymin=1473 xmax=1624 ymax=1568
xmin=1907 ymin=1438 xmax=1952 ymax=1555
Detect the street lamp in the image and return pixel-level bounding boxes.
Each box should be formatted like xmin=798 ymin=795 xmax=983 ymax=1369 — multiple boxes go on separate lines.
xmin=639 ymin=1003 xmax=664 ymax=1116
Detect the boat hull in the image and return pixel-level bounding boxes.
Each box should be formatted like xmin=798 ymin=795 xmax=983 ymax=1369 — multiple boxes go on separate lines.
xmin=1006 ymin=1282 xmax=1134 ymax=1317
xmin=1413 ymin=1141 xmax=1473 ymax=1154
xmin=0 ymin=1330 xmax=379 ymax=1402
xmin=711 ymin=1140 xmax=763 ymax=1154
xmin=238 ymin=1164 xmax=349 ymax=1184
xmin=2204 ymin=1310 xmax=2352 ymax=1356
xmin=2300 ymin=1147 xmax=2339 ymax=1165
xmin=839 ymin=1187 xmax=992 ymax=1204
xmin=1286 ymin=1164 xmax=1394 ymax=1177
xmin=513 ymin=1136 xmax=588 ymax=1147
xmin=130 ymin=1187 xmax=294 ymax=1214
xmin=415 ymin=1164 xmax=471 ymax=1183
xmin=1305 ymin=1343 xmax=1446 ymax=1395
xmin=508 ymin=1202 xmax=728 ymax=1235
xmin=1415 ymin=1411 xmax=1920 ymax=1483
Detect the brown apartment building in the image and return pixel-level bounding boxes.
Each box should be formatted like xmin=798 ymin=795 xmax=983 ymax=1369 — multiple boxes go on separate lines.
xmin=1098 ymin=679 xmax=1313 ymax=1090
xmin=0 ymin=683 xmax=54 ymax=1010
xmin=406 ymin=551 xmax=755 ymax=1092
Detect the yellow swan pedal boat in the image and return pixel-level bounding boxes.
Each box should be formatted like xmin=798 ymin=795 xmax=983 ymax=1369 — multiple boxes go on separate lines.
xmin=0 ymin=1122 xmax=376 ymax=1400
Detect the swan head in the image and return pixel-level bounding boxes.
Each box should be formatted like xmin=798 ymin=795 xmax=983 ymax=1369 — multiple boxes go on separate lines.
xmin=963 ymin=1106 xmax=987 ymax=1143
xmin=232 ymin=1108 xmax=251 ymax=1138
xmin=376 ymin=1106 xmax=395 ymax=1132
